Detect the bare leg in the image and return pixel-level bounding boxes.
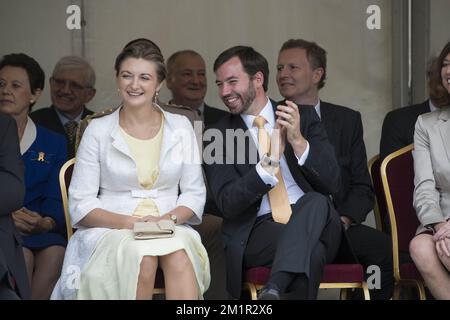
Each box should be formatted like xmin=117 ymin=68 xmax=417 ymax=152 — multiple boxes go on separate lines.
xmin=159 ymin=249 xmax=198 ymax=300
xmin=22 ymin=247 xmax=34 ymax=288
xmin=136 ymin=256 xmax=158 ymax=300
xmin=31 ymin=246 xmax=65 ymax=300
xmin=410 ymin=234 xmax=450 ymax=299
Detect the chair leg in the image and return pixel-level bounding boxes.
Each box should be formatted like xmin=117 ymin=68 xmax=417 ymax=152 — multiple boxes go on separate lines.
xmin=415 ymin=281 xmax=426 ymax=300
xmin=339 ymin=288 xmax=349 ymax=300
xmin=393 ymin=283 xmax=401 ymax=300
xmin=243 ymin=282 xmax=258 ymax=300
xmin=362 ymin=282 xmax=371 ymax=300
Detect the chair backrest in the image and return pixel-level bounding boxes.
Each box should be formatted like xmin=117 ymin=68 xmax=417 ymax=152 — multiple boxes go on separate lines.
xmin=59 ymin=158 xmax=76 ymax=239
xmin=368 ymin=154 xmax=387 ymax=232
xmin=381 ymin=144 xmax=420 ymax=274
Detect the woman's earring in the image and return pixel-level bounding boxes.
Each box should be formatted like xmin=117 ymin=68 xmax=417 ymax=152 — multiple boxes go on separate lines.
xmin=153 ymin=91 xmax=159 ymax=105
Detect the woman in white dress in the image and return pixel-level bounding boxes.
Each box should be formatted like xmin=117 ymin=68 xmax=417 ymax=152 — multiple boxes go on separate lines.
xmin=52 ymin=39 xmax=210 ymax=300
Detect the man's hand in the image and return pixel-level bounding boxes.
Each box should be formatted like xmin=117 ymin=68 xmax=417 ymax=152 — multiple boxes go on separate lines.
xmin=340 ymin=216 xmax=352 ymax=231
xmin=276 ymin=100 xmax=308 ymax=157
xmin=271 ymin=122 xmax=286 ymax=161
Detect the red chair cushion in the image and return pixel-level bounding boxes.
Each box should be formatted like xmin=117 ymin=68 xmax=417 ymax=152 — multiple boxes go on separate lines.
xmin=244 ymin=267 xmax=271 ymax=286
xmin=321 ymin=264 xmax=364 ymax=283
xmin=399 ymin=263 xmax=423 ymax=280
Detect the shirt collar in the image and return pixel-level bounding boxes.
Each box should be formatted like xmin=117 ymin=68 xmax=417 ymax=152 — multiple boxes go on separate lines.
xmin=429 ymin=99 xmax=438 ymax=112
xmin=240 ymin=97 xmax=274 ymax=129
xmin=20 ymin=117 xmax=37 ymax=155
xmin=54 ymin=106 xmax=84 ymax=126
xmin=314 ymin=100 xmax=322 ymax=119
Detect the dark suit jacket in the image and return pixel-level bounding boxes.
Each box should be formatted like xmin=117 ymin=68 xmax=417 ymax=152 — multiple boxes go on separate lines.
xmin=203 ymin=99 xmax=341 ymax=298
xmin=30 ymin=105 xmax=94 ymax=158
xmin=380 ymin=100 xmax=430 ymax=160
xmin=0 ymin=113 xmax=29 ymax=299
xmin=203 ymin=104 xmax=229 ymax=127
xmin=320 ymin=102 xmax=374 ymax=224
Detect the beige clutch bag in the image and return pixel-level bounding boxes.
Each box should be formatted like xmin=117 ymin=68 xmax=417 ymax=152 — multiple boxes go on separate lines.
xmin=133 ymin=220 xmax=176 ymax=240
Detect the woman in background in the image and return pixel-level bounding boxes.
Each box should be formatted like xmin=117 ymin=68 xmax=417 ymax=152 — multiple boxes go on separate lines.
xmin=410 ymin=41 xmax=450 ymax=299
xmin=0 ymin=53 xmax=67 ymax=299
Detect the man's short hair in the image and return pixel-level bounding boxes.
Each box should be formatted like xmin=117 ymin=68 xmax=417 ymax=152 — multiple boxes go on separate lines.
xmin=53 ymin=56 xmax=96 ymax=88
xmin=213 ymin=46 xmax=269 ymax=92
xmin=166 ymin=50 xmax=203 ymax=78
xmin=280 ymin=39 xmax=327 ymax=89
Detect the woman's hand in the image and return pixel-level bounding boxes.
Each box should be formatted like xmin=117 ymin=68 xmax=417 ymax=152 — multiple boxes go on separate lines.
xmin=12 ymin=207 xmax=54 ymax=235
xmin=436 ymin=238 xmax=450 ymax=258
xmin=433 ymin=221 xmax=450 ymax=241
xmin=138 ymin=215 xmax=161 ymax=223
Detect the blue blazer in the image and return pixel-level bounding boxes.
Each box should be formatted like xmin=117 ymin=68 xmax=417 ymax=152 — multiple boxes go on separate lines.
xmin=22 ymin=124 xmax=67 ymax=249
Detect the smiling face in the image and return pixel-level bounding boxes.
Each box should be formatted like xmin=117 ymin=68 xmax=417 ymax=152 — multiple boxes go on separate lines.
xmin=50 ymin=67 xmax=95 ymax=118
xmin=215 ymin=56 xmax=258 ymax=115
xmin=0 ymin=66 xmax=41 ymax=118
xmin=117 ymin=57 xmax=163 ymax=108
xmin=167 ymin=53 xmax=207 ymax=108
xmin=276 ymin=48 xmax=322 ymax=105
xmin=441 ymin=53 xmax=450 ymax=94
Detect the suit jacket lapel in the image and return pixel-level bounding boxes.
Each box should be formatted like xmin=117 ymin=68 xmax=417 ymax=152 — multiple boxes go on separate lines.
xmin=158 ymin=112 xmax=179 ymax=165
xmin=319 ymin=102 xmax=340 ymax=148
xmin=438 ymin=107 xmax=450 ymax=162
xmin=49 ymin=106 xmax=67 ymax=135
xmin=110 ymin=109 xmax=132 ymax=158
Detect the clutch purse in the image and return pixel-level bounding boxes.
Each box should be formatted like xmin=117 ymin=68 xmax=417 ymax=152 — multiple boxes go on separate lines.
xmin=133 ymin=220 xmax=176 ymax=240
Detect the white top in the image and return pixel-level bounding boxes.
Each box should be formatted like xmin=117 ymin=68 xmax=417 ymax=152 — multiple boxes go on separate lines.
xmin=240 ymin=98 xmax=310 ymax=216
xmin=51 ymin=105 xmax=205 ymax=299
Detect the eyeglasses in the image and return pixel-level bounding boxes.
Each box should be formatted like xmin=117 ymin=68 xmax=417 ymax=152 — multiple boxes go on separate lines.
xmin=50 ymin=77 xmax=91 ymax=92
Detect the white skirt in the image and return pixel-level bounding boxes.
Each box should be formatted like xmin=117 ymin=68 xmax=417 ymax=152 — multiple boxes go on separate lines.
xmin=75 ymin=225 xmax=210 ymax=299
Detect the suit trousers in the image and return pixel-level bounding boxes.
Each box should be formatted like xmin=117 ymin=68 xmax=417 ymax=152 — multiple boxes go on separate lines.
xmin=244 ymin=192 xmax=342 ymax=299
xmin=192 ymin=214 xmax=228 ymax=299
xmin=0 ymin=279 xmax=20 ymax=300
xmin=346 ymin=224 xmax=394 ymax=300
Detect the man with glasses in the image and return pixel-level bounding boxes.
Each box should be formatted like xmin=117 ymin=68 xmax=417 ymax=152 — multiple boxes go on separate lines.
xmin=31 ymin=56 xmax=96 ymax=158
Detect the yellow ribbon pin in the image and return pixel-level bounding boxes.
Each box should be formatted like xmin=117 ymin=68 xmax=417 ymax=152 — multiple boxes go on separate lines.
xmin=37 ymin=152 xmax=45 ymax=162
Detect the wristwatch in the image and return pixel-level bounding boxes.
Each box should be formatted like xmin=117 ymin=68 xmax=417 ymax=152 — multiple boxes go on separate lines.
xmin=169 ymin=214 xmax=178 ymax=224
xmin=260 ymin=154 xmax=280 ymax=175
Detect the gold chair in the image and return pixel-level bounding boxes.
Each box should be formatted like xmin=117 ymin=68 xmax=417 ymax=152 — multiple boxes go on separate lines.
xmin=368 ymin=154 xmax=385 ymax=232
xmin=58 ymin=158 xmax=166 ymax=296
xmin=381 ymin=144 xmax=426 ymax=299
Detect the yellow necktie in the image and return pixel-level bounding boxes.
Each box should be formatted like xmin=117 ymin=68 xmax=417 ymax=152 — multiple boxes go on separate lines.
xmin=253 ymin=116 xmax=292 ymax=224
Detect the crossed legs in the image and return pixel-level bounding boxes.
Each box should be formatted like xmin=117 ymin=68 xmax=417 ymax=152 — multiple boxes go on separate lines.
xmin=410 ymin=233 xmax=450 ymax=299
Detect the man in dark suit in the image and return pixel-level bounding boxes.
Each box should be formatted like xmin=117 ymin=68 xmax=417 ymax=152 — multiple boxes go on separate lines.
xmin=379 ymin=58 xmax=442 ymax=160
xmin=380 ymin=100 xmax=434 ymax=160
xmin=204 ymin=46 xmax=342 ymax=300
xmin=166 ymin=50 xmax=228 ymax=126
xmin=277 ymin=38 xmax=393 ymax=299
xmin=30 ymin=56 xmax=96 ymax=158
xmin=0 ymin=113 xmax=29 ymax=300
xmin=166 ymin=49 xmax=228 ymax=299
